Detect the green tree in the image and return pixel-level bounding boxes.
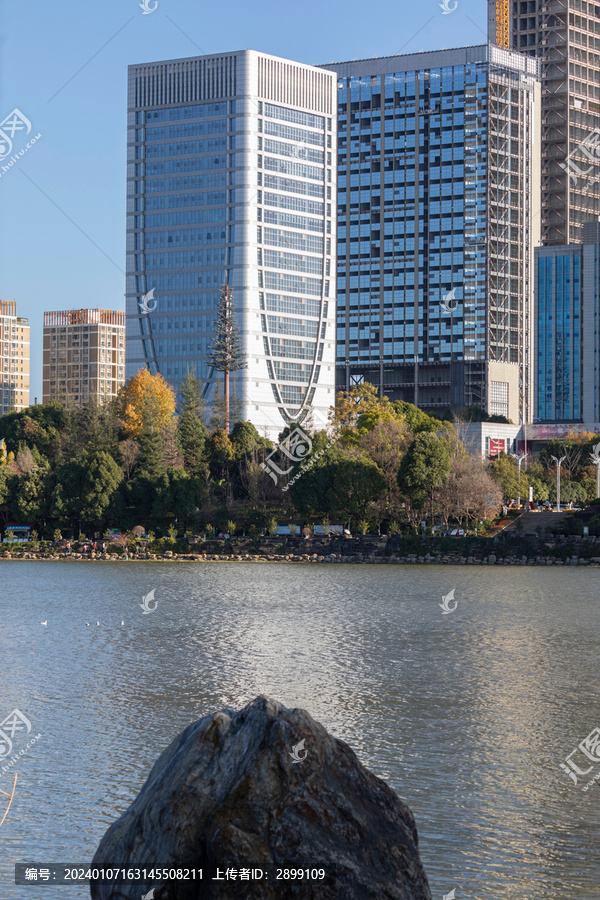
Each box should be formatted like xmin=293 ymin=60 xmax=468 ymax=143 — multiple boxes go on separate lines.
xmin=206 ymin=429 xmax=235 ymax=501
xmin=0 ymin=402 xmax=65 ymax=462
xmin=391 ymin=401 xmax=443 ymax=434
xmin=207 ymin=280 xmax=247 ymax=433
xmin=12 ymin=462 xmax=54 ymax=538
xmin=52 ymin=451 xmax=123 ymax=533
xmin=177 ymin=369 xmax=208 ymax=477
xmin=290 ymin=454 xmax=386 ymax=521
xmin=151 ymin=469 xmax=206 ymax=526
xmin=396 ymin=432 xmax=451 ymax=515
xmin=0 ymin=465 xmax=17 ymax=540
xmin=489 ymin=452 xmax=523 ymax=502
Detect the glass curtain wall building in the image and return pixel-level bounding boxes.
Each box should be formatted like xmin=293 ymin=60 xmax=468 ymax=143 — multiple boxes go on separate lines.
xmin=488 ymin=0 xmax=600 ymax=245
xmin=321 ymin=45 xmax=540 ymax=423
xmin=535 ymin=220 xmax=600 ymax=424
xmin=126 ymin=51 xmax=336 ymax=439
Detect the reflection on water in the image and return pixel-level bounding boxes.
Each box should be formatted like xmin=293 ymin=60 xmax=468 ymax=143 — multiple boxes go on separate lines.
xmin=1 ymin=562 xmax=599 ymax=899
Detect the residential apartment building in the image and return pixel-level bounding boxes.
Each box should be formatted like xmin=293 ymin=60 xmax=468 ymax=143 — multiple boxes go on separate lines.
xmin=321 ymin=45 xmax=540 ymax=424
xmin=42 ymin=309 xmax=125 ymax=406
xmin=534 ymin=219 xmax=600 ymax=423
xmin=126 ymin=51 xmax=337 ymax=440
xmin=0 ymin=300 xmax=30 ymax=415
xmin=488 ymin=0 xmax=600 ymax=245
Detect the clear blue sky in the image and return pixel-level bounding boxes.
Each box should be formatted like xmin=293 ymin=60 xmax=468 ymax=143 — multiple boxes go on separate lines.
xmin=0 ymin=0 xmax=487 ymax=400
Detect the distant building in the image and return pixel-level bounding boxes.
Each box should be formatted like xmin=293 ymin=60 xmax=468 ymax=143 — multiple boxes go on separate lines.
xmin=42 ymin=309 xmax=125 ymax=406
xmin=534 ymin=220 xmax=600 ymax=425
xmin=126 ymin=50 xmax=337 ymax=440
xmin=321 ymin=44 xmax=540 ymax=424
xmin=488 ymin=0 xmax=600 ymax=245
xmin=0 ymin=300 xmax=30 ymax=415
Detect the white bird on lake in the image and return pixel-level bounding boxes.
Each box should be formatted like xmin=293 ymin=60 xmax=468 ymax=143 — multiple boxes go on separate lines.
xmin=96 ymin=621 xmax=100 ymax=626
xmin=40 ymin=621 xmax=47 ymax=626
xmin=86 ymin=623 xmax=90 ymax=626
xmin=120 ymin=620 xmax=124 ymax=625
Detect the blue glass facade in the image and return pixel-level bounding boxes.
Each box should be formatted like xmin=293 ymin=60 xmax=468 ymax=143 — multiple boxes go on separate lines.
xmin=322 ymin=46 xmax=540 ymax=422
xmin=128 ymin=99 xmax=233 ymax=386
xmin=535 ymin=245 xmax=588 ymax=423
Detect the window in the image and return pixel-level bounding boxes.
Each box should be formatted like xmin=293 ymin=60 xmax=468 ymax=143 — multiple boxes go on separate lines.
xmin=490 ymin=381 xmax=509 ymax=417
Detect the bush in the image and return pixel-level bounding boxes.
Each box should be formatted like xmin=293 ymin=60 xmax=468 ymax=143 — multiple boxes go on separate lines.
xmin=288 ymin=523 xmax=299 ymax=535
xmin=213 ymin=506 xmax=231 ymax=532
xmin=247 ymin=508 xmax=267 ymax=530
xmin=267 ymin=516 xmax=278 ymax=536
xmin=387 ymin=520 xmax=400 ymax=535
xmin=322 ymin=515 xmax=331 ymax=535
xmin=167 ymin=524 xmax=177 ymax=541
xmin=357 ymin=519 xmax=369 ymax=535
xmin=53 ymin=528 xmax=62 ymax=542
xmin=226 ymin=520 xmax=236 ymax=536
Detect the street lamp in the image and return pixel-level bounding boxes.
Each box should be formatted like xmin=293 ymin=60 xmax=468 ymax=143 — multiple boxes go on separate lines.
xmin=589 ymin=443 xmax=600 ymax=500
xmin=551 ymin=455 xmax=567 ymax=512
xmin=511 ymin=452 xmax=527 ymax=509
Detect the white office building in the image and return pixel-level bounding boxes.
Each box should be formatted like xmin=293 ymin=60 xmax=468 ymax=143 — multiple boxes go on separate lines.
xmin=126 ymin=51 xmax=337 ymax=439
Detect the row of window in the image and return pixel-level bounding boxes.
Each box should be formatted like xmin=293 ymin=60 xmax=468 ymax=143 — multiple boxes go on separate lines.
xmin=139 ymin=227 xmax=229 ymax=249
xmin=263 ymin=192 xmax=324 ymax=216
xmin=135 ymin=271 xmax=223 ymax=290
xmin=138 ymin=249 xmax=227 ymax=271
xmin=141 ymin=191 xmax=227 ymax=210
xmin=264 ymin=138 xmax=324 ymax=164
xmin=263 ymin=272 xmax=323 ymax=296
xmin=262 ymin=293 xmax=322 ymax=317
xmin=263 ymin=174 xmax=324 ymax=198
xmin=142 ymin=173 xmax=227 ymax=194
xmin=263 ymin=249 xmax=323 ymax=275
xmin=263 ymin=120 xmax=324 ymax=147
xmin=143 ymin=120 xmax=229 ymax=141
xmin=267 ymin=337 xmax=318 ymax=360
xmin=140 ymin=209 xmax=227 ymax=227
xmin=266 ymin=316 xmax=320 ymax=337
xmin=142 ymin=157 xmax=227 ymax=177
xmin=142 ymin=140 xmax=227 ymax=159
xmin=262 ymin=227 xmax=324 ymax=254
xmin=271 ymin=361 xmax=317 ymax=383
xmin=263 ymin=209 xmax=323 ymax=233
xmin=263 ymin=156 xmax=323 ymax=182
xmin=139 ymin=103 xmax=230 ymax=124
xmin=264 ymin=102 xmax=326 ymax=131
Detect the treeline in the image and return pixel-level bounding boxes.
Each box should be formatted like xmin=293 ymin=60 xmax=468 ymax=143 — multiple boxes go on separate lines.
xmin=0 ymin=374 xmax=598 ymax=540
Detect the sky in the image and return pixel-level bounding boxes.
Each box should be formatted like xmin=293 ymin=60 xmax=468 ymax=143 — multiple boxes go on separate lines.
xmin=0 ymin=0 xmax=489 ymax=400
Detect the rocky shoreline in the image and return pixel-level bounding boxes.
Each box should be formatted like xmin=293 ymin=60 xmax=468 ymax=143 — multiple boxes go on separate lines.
xmin=3 ymin=533 xmax=600 ymax=567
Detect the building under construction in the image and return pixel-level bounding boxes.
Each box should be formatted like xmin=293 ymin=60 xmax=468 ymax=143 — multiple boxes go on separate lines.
xmin=489 ymin=0 xmax=600 ymax=245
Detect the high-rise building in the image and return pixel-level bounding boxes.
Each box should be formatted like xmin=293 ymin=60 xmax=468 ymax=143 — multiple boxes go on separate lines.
xmin=488 ymin=0 xmax=600 ymax=245
xmin=0 ymin=300 xmax=30 ymax=415
xmin=126 ymin=51 xmax=337 ymax=440
xmin=321 ymin=45 xmax=540 ymax=424
xmin=534 ymin=220 xmax=600 ymax=424
xmin=42 ymin=309 xmax=125 ymax=406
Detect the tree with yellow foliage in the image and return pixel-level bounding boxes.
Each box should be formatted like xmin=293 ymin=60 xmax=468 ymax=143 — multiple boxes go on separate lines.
xmin=331 ymin=382 xmax=392 ymax=435
xmin=119 ymin=369 xmax=177 ymax=438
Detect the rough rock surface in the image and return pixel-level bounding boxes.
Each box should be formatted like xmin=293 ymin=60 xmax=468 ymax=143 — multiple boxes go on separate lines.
xmin=90 ymin=696 xmax=432 ymax=900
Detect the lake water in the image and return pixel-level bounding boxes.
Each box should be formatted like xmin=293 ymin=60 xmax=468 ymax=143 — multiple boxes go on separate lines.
xmin=1 ymin=561 xmax=599 ymax=899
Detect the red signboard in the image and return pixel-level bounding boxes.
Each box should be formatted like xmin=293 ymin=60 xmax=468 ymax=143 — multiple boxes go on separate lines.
xmin=489 ymin=438 xmax=505 ymax=456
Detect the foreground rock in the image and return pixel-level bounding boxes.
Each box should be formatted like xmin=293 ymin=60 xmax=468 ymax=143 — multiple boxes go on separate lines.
xmin=91 ymin=696 xmax=431 ymax=900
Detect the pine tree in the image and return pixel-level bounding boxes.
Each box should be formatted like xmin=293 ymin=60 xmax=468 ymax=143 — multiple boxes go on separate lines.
xmin=177 ymin=369 xmax=208 ymax=477
xmin=207 ymin=279 xmax=247 ymax=433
